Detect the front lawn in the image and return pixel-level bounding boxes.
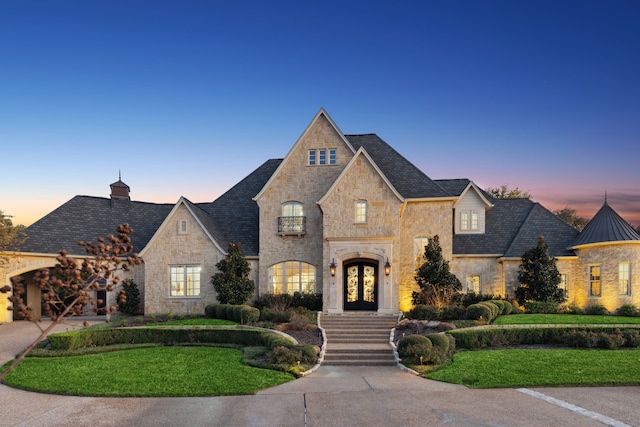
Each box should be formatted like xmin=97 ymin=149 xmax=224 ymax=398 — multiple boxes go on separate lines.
xmin=2 ymin=346 xmax=294 ymax=396
xmin=426 ymin=348 xmax=640 ymax=388
xmin=494 ymin=314 xmax=640 ymax=325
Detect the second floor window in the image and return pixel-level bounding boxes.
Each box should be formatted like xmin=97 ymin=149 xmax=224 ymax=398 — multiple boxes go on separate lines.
xmin=280 ymin=202 xmax=305 ymax=233
xmin=589 ymin=265 xmax=601 ymax=297
xmin=308 ymin=149 xmax=337 ymax=165
xmin=355 ymin=200 xmax=367 ymax=223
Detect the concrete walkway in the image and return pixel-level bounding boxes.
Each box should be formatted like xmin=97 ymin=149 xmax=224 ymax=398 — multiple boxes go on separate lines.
xmin=1 ymin=321 xmax=639 ymax=427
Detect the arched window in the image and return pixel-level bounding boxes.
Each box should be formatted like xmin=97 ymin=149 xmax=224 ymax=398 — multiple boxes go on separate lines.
xmin=268 ymin=261 xmax=316 ymax=294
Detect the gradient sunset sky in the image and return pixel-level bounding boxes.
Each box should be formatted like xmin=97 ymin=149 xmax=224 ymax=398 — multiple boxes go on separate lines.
xmin=2 ymin=0 xmax=639 ymax=227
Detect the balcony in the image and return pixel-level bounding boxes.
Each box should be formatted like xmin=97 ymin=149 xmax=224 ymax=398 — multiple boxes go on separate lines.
xmin=278 ymin=216 xmax=307 ymax=236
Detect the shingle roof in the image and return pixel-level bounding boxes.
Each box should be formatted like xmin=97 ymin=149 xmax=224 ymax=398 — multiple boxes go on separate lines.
xmin=433 ymin=179 xmax=471 ymax=196
xmin=21 ymin=196 xmax=174 ymax=256
xmin=572 ymin=201 xmax=640 ymax=247
xmin=202 ymin=159 xmax=282 ymax=256
xmin=453 ymin=198 xmax=578 ymax=257
xmin=345 ymin=134 xmax=449 ymax=199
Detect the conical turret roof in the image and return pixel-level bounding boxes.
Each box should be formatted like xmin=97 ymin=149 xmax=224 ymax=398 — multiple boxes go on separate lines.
xmin=572 ymin=200 xmax=640 ymax=247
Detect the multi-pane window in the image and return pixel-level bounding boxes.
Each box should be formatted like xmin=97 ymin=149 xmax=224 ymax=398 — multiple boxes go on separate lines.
xmin=559 ymin=273 xmax=568 ymax=297
xmin=589 ymin=265 xmax=601 ymax=297
xmin=308 ymin=149 xmax=336 ymax=166
xmin=355 ymin=200 xmax=368 ymax=223
xmin=461 ymin=211 xmax=469 ymax=230
xmin=414 ymin=235 xmax=430 ymax=265
xmin=619 ymin=263 xmax=631 ymax=295
xmin=471 ymin=211 xmax=479 ymax=229
xmin=466 ymin=275 xmax=481 ymax=294
xmin=268 ymin=261 xmax=316 ymax=294
xmin=281 ymin=201 xmax=304 ymax=232
xmin=170 ymin=265 xmax=201 ymax=297
xmin=319 ymin=149 xmax=326 ymax=165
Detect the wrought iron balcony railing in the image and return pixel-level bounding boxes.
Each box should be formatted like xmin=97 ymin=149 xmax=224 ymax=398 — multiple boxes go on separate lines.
xmin=278 ymin=216 xmax=306 ymax=235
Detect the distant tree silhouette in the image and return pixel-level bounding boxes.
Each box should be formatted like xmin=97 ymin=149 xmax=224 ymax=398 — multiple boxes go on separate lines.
xmin=553 ymin=206 xmax=588 ymax=231
xmin=485 ymin=184 xmax=531 ymax=199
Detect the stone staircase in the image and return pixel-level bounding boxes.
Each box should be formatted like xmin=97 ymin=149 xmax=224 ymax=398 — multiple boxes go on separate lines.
xmin=319 ymin=313 xmax=398 ymax=366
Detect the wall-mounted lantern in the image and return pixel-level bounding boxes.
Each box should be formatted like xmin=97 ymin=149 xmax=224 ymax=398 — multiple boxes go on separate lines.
xmin=330 ymin=259 xmax=336 ymax=276
xmin=384 ymin=258 xmax=391 ymax=276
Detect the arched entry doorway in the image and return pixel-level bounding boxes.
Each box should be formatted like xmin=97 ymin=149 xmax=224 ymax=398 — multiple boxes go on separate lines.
xmin=343 ymin=259 xmax=378 ymax=311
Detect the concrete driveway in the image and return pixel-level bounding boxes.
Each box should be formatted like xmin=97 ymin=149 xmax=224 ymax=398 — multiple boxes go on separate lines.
xmin=1 ymin=320 xmax=638 ymax=427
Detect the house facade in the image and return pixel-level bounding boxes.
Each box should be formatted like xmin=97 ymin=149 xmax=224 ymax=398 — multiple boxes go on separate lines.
xmin=2 ymin=109 xmax=639 ymax=322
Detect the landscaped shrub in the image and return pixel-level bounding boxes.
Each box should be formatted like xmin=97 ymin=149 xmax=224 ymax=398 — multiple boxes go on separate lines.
xmin=524 ymin=300 xmax=559 ymax=314
xmin=117 ymin=280 xmax=142 ymax=315
xmin=238 ymin=305 xmax=260 ymax=324
xmin=596 ymin=332 xmax=625 ymax=349
xmin=461 ymin=292 xmax=501 ymax=307
xmin=225 ymin=305 xmax=236 ymax=320
xmin=291 ymin=292 xmax=323 ymax=311
xmin=439 ymin=305 xmax=466 ymax=320
xmin=622 ymin=329 xmax=640 ymax=347
xmin=406 ymin=304 xmax=440 ymax=320
xmin=585 ymin=303 xmax=608 ymax=316
xmin=397 ymin=334 xmax=433 ymax=365
xmin=288 ymin=312 xmax=311 ymax=330
xmin=466 ymin=303 xmax=492 ymax=321
xmin=204 ymin=304 xmax=217 ymax=318
xmin=261 ymin=308 xmax=293 ymax=324
xmin=560 ymin=302 xmax=583 ymax=314
xmin=269 ymin=346 xmax=301 ymax=365
xmin=478 ymin=301 xmax=499 ymax=319
xmin=425 ymin=333 xmax=450 ymax=352
xmin=436 ymin=322 xmax=456 ymax=332
xmin=616 ymin=303 xmax=638 ymax=317
xmin=489 ymin=300 xmax=512 ymax=315
xmin=253 ymin=294 xmax=293 ymax=311
xmin=215 ymin=304 xmax=232 ymax=319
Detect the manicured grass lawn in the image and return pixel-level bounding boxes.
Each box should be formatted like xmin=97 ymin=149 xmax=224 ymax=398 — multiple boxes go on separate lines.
xmin=146 ymin=318 xmax=237 ymax=326
xmin=494 ymin=314 xmax=640 ymax=325
xmin=3 ymin=346 xmax=294 ymax=396
xmin=426 ymin=349 xmax=640 ymax=388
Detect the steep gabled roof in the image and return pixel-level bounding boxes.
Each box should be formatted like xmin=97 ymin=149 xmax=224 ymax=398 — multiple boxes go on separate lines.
xmin=345 ymin=134 xmax=450 ymax=199
xmin=21 ymin=196 xmax=174 ymax=256
xmin=434 ymin=179 xmax=471 ymax=196
xmin=453 ymin=198 xmax=578 ymax=257
xmin=571 ymin=201 xmax=640 ymax=247
xmin=203 ymin=159 xmax=282 ymax=256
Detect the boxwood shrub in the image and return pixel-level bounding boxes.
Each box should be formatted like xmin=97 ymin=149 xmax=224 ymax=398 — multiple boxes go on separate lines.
xmin=466 ymin=303 xmax=492 ymax=321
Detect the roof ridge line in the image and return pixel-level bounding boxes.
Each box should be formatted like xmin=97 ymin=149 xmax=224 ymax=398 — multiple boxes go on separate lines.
xmin=503 ymin=201 xmax=538 ymax=256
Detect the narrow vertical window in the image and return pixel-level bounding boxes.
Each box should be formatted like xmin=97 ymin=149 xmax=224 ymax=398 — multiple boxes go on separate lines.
xmin=461 ymin=211 xmax=469 ymax=230
xmin=413 ymin=235 xmax=430 ymax=266
xmin=329 ymin=149 xmax=337 ymax=164
xmin=355 ymin=200 xmax=367 ymax=223
xmin=471 ymin=211 xmax=479 ymax=229
xmin=466 ymin=275 xmax=481 ymax=294
xmin=589 ymin=265 xmax=601 ymax=297
xmin=308 ymin=150 xmax=316 ymax=165
xmin=319 ymin=149 xmax=326 ymax=165
xmin=559 ymin=273 xmax=568 ymax=298
xmin=178 ymin=220 xmax=188 ymax=235
xmin=619 ymin=263 xmax=631 ymax=295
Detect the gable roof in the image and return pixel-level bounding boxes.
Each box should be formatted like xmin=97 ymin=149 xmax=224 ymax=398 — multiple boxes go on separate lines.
xmin=203 ymin=159 xmax=282 ymax=256
xmin=21 ymin=196 xmax=174 ymax=256
xmin=345 ymin=134 xmax=450 ymax=199
xmin=571 ymin=201 xmax=640 ymax=248
xmin=453 ymin=198 xmax=578 ymax=257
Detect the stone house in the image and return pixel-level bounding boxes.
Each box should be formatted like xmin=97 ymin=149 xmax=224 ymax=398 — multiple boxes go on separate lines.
xmin=1 ymin=109 xmax=639 ymax=322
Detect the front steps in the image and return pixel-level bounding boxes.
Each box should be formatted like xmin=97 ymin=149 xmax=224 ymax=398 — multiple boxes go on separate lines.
xmin=319 ymin=313 xmax=398 ymax=366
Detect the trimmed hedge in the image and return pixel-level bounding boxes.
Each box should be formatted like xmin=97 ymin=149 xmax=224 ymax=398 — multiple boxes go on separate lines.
xmin=205 ymin=304 xmax=260 ymax=324
xmin=425 ymin=333 xmax=450 ymax=352
xmin=406 ymin=304 xmax=440 ymax=320
xmin=47 ymin=327 xmax=296 ymax=351
xmin=466 ymin=303 xmax=492 ymax=321
xmin=449 ymin=326 xmax=640 ymax=350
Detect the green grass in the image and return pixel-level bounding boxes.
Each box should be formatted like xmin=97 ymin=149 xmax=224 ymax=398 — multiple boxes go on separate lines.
xmin=494 ymin=314 xmax=640 ymax=325
xmin=426 ymin=349 xmax=640 ymax=388
xmin=145 ymin=318 xmax=237 ymax=326
xmin=3 ymin=346 xmax=294 ymax=396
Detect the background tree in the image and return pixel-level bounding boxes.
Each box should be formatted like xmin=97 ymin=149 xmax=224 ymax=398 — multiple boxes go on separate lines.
xmin=412 ymin=235 xmax=462 ymax=308
xmin=211 ymin=243 xmax=255 ymax=305
xmin=0 ymin=210 xmax=26 ymax=264
xmin=116 ymin=279 xmax=141 ymax=315
xmin=515 ymin=236 xmax=564 ymax=305
xmin=485 ymin=184 xmax=532 ymax=199
xmin=0 ymin=223 xmax=141 ymax=381
xmin=553 ymin=206 xmax=588 ymax=231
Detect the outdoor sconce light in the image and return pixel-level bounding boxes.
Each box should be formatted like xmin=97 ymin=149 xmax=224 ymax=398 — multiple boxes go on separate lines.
xmin=384 ymin=258 xmax=391 ymax=276
xmin=330 ymin=259 xmax=336 ymax=276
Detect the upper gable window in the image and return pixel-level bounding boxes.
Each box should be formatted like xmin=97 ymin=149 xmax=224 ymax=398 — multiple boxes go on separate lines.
xmin=178 ymin=220 xmax=188 ymax=235
xmin=355 ymin=200 xmax=368 ymax=223
xmin=308 ymin=149 xmax=336 ymax=166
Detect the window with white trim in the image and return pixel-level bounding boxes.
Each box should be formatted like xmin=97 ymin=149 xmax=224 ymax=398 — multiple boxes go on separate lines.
xmin=619 ymin=263 xmax=631 ymax=295
xmin=308 ymin=150 xmax=316 ymax=165
xmin=466 ymin=275 xmax=481 ymax=294
xmin=589 ymin=265 xmax=601 ymax=297
xmin=170 ymin=265 xmax=201 ymax=297
xmin=471 ymin=211 xmax=479 ymax=229
xmin=414 ymin=235 xmax=430 ymax=265
xmin=461 ymin=211 xmax=469 ymax=230
xmin=355 ymin=200 xmax=367 ymax=223
xmin=308 ymin=149 xmax=337 ymax=166
xmin=329 ymin=149 xmax=336 ymax=164
xmin=178 ymin=220 xmax=188 ymax=235
xmin=268 ymin=261 xmax=316 ymax=294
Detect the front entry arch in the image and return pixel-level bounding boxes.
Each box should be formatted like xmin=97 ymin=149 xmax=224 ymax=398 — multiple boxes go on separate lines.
xmin=343 ymin=260 xmax=378 ymax=311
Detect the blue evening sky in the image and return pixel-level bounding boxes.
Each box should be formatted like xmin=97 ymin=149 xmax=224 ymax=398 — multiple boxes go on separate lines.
xmin=1 ymin=0 xmax=639 ymax=227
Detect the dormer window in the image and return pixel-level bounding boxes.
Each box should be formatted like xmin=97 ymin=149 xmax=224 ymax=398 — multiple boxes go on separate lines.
xmin=460 ymin=210 xmax=480 ymax=231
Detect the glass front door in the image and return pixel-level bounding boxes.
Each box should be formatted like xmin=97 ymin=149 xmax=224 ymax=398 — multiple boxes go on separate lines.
xmin=343 ymin=260 xmax=378 ymax=311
